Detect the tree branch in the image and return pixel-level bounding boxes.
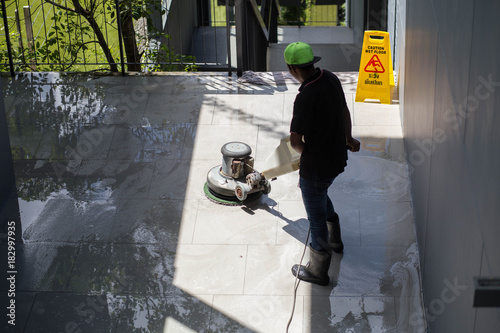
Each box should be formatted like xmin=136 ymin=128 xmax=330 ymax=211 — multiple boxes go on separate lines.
xmin=61 ymin=40 xmax=103 ymax=70
xmin=43 ymin=0 xmax=79 ymax=14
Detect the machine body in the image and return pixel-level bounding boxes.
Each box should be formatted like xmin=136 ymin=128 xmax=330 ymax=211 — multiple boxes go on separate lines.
xmin=206 ymin=142 xmax=271 ymax=202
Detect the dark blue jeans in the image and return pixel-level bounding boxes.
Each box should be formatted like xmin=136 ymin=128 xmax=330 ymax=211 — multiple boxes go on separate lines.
xmin=299 ymin=175 xmax=337 ymax=251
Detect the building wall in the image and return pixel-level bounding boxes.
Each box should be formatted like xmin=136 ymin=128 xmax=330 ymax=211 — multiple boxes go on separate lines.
xmin=402 ymin=0 xmax=500 ymax=331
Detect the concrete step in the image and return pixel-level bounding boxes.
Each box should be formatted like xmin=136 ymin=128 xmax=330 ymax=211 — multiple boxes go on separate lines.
xmin=268 ymin=42 xmax=362 ymax=72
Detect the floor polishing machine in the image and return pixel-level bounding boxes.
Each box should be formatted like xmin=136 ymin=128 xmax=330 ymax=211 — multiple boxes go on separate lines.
xmin=204 ymin=137 xmax=300 ymax=205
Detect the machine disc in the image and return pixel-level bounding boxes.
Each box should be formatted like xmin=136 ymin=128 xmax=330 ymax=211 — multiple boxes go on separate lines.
xmin=203 ymin=182 xmax=262 ymax=206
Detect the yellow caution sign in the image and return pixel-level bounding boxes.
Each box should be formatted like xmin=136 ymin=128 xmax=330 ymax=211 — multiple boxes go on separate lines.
xmin=355 ymin=31 xmax=394 ymax=104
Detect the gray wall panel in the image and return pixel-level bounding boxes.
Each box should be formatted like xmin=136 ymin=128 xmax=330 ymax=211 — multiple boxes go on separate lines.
xmin=423 ymin=46 xmax=482 ymax=333
xmin=395 ymin=0 xmax=407 ymax=124
xmin=432 ymin=0 xmax=474 ymax=138
xmin=403 ymin=0 xmax=500 ymax=331
xmin=463 ymin=0 xmax=500 ymax=285
xmin=475 ymin=308 xmax=500 ymax=333
xmin=165 ymin=0 xmax=197 ymax=57
xmin=402 ymin=0 xmax=439 ymax=272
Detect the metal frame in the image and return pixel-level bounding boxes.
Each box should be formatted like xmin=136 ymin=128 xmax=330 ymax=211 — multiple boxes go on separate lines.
xmin=235 ymin=0 xmax=280 ymax=75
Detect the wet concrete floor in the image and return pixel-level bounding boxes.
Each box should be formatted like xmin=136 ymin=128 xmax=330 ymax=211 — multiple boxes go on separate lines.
xmin=2 ymin=71 xmax=426 ymax=332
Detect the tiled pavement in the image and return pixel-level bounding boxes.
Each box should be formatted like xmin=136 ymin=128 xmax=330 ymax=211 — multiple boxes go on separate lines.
xmin=2 ymin=71 xmax=426 ymax=332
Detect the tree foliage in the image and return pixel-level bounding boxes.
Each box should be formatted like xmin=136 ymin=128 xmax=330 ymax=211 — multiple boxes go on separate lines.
xmin=0 ymin=0 xmax=197 ymax=72
xmin=279 ymin=1 xmax=310 ymax=26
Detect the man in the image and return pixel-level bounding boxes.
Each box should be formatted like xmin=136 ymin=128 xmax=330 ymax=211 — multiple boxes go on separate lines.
xmin=285 ymin=42 xmax=360 ymax=286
